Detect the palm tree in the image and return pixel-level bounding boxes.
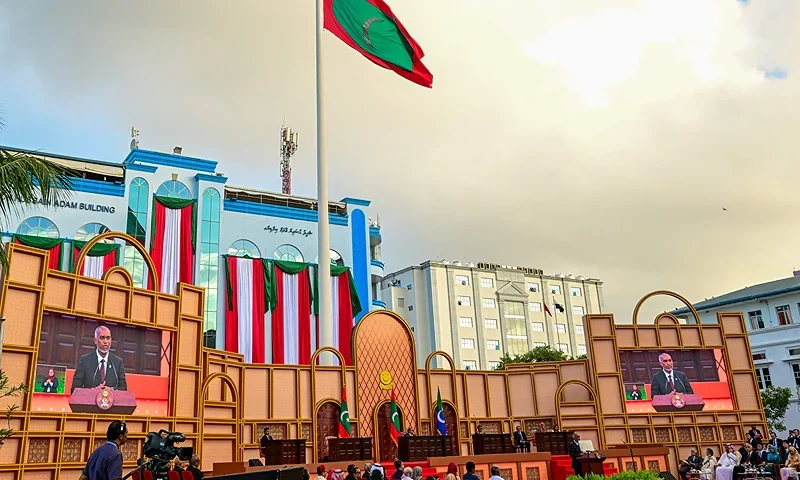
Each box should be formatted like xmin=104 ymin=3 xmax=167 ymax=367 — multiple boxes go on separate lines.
xmin=0 ymin=116 xmax=77 ymax=268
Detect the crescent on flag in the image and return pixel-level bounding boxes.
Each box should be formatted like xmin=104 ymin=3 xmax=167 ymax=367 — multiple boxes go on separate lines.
xmin=437 ymin=410 xmax=445 ymax=424
xmin=341 ymin=410 xmax=350 ymax=422
xmin=362 ymin=17 xmax=381 ymax=47
xmin=392 ymin=411 xmax=399 ymax=423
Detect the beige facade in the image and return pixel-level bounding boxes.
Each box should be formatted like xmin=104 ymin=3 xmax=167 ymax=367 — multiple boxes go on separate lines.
xmin=381 ymin=261 xmax=604 ymax=368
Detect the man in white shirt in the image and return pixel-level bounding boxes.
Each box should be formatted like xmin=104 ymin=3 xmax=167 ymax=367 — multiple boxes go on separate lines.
xmin=489 ymin=466 xmax=503 ymax=480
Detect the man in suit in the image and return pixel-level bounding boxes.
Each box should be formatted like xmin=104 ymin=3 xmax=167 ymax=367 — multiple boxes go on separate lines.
xmin=650 ymin=353 xmax=693 ymax=396
xmin=514 ymin=426 xmax=531 ymax=453
xmin=187 ymin=455 xmax=203 ymax=480
xmin=678 ymin=449 xmax=703 ymax=480
xmin=768 ymin=432 xmax=781 ymax=449
xmin=568 ymin=432 xmax=583 ymax=476
xmin=71 ymin=326 xmax=127 ymax=393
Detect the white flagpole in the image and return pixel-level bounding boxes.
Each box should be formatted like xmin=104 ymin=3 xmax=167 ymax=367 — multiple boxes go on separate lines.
xmin=315 ymin=0 xmax=334 ymax=363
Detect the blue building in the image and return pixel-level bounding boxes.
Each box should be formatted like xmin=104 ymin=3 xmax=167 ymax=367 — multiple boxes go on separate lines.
xmin=1 ymin=145 xmax=385 ymax=348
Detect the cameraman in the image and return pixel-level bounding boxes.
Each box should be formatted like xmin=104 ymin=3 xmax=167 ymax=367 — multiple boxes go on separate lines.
xmin=80 ymin=420 xmax=128 ymax=480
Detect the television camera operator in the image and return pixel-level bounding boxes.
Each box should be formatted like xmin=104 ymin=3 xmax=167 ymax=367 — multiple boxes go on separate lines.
xmin=137 ymin=429 xmax=194 ymax=480
xmin=80 ymin=420 xmax=128 ymax=480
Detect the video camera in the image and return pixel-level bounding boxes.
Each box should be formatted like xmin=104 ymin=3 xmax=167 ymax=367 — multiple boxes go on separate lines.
xmin=140 ymin=430 xmax=193 ymax=479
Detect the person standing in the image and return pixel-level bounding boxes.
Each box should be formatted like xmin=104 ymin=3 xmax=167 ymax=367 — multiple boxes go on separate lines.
xmin=79 ymin=420 xmax=128 ymax=480
xmin=391 ymin=461 xmax=404 ymax=480
xmin=463 ymin=463 xmax=479 ymax=480
xmin=568 ymin=432 xmax=583 ymax=476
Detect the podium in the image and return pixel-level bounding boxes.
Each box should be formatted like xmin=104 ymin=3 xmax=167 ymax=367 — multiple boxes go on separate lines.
xmin=261 ymin=439 xmax=306 ymax=466
xmin=69 ymin=388 xmax=137 ymax=414
xmin=473 ymin=434 xmax=515 ymax=455
xmin=534 ymin=432 xmax=573 ymax=455
xmin=652 ymin=394 xmax=705 ymax=412
xmin=328 ymin=437 xmax=373 ymax=462
xmin=398 ymin=435 xmax=454 ymax=461
xmin=578 ymin=453 xmax=606 ymax=475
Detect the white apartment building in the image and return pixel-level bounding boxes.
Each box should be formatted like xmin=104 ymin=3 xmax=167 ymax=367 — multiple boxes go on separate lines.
xmin=381 ymin=260 xmax=604 ymax=369
xmin=673 ymin=272 xmax=800 ymax=435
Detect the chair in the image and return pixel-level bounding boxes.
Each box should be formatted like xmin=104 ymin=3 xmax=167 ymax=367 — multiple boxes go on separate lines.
xmin=143 ymin=471 xmax=154 ymax=480
xmin=168 ymin=471 xmax=181 ymax=480
xmin=182 ymin=471 xmax=195 ymax=480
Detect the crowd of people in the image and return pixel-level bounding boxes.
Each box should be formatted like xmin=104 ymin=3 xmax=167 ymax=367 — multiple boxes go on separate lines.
xmin=311 ymin=460 xmax=493 ymax=480
xmin=678 ymin=427 xmax=800 ymax=480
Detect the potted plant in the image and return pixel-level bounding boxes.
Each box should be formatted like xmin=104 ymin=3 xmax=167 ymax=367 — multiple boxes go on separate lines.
xmin=0 ymin=369 xmax=27 ymax=447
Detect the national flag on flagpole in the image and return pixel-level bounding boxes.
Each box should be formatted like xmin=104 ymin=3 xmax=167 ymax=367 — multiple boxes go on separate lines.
xmin=149 ymin=196 xmax=196 ymax=294
xmin=338 ymin=385 xmax=352 ymax=438
xmin=543 ymin=303 xmax=553 ymax=317
xmin=71 ymin=240 xmax=120 ymax=280
xmin=323 ymin=0 xmax=433 ymax=88
xmin=224 ymin=255 xmax=270 ymax=363
xmin=434 ymin=387 xmax=447 ymax=436
xmin=554 ymin=302 xmax=565 ymax=313
xmin=389 ymin=388 xmax=402 ymax=446
xmin=270 ymin=260 xmax=314 ymax=365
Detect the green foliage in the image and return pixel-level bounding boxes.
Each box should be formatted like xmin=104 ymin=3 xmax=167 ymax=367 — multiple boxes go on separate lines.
xmin=575 ymin=354 xmax=588 ymax=360
xmin=567 ymin=470 xmax=662 ymax=480
xmin=0 ymin=119 xmax=76 ymax=269
xmin=761 ymin=385 xmax=792 ymax=432
xmin=496 ymin=345 xmax=568 ymax=369
xmin=0 ymin=369 xmax=27 ymax=444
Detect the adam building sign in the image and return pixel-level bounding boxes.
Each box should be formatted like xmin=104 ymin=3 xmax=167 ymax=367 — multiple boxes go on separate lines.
xmin=36 ymin=198 xmax=116 ymax=214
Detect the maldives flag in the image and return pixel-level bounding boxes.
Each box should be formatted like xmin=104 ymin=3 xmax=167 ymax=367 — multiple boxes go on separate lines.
xmin=270 ymin=260 xmax=314 ymax=365
xmin=224 ymin=256 xmax=269 ymax=363
xmin=149 ymin=196 xmax=196 ymax=294
xmin=13 ymin=234 xmax=62 ymax=270
xmin=313 ymin=265 xmax=362 ymax=365
xmin=389 ymin=388 xmax=402 ymax=446
xmin=323 ymin=0 xmax=433 ymax=88
xmin=338 ymin=386 xmax=352 ymax=438
xmin=71 ymin=240 xmax=120 ymax=280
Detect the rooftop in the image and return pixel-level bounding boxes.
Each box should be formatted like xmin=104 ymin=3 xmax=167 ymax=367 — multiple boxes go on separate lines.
xmin=672 ymin=274 xmax=800 ymax=315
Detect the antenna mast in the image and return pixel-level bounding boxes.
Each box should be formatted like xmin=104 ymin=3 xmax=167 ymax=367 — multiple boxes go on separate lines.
xmin=280 ymin=126 xmax=299 ymax=194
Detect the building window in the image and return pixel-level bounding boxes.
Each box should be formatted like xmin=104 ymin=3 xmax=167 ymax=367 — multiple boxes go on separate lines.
xmin=776 ymin=305 xmax=792 ymax=325
xmin=328 ymin=249 xmax=345 ymax=266
xmin=17 ymin=216 xmax=59 ymax=238
xmin=571 ymin=287 xmax=582 ymax=297
xmin=456 ymin=275 xmax=469 ymax=286
xmin=558 ymin=343 xmax=569 ymax=353
xmin=488 ymin=361 xmax=501 ymax=370
xmin=755 ymin=366 xmax=772 ymax=389
xmin=274 ymin=244 xmax=303 ymax=263
xmin=459 ymin=317 xmax=473 ymax=328
xmin=748 ymin=310 xmax=765 ymax=330
xmin=484 ymin=318 xmax=498 ymax=329
xmin=550 ymin=285 xmax=561 ymax=295
xmin=75 ymin=222 xmax=111 ymax=241
xmin=578 ymin=344 xmax=587 ymax=355
xmin=529 ymin=302 xmax=542 ymax=312
xmin=198 ymin=188 xmax=221 ymax=348
xmin=229 ymin=239 xmax=260 ymax=258
xmin=534 ymin=342 xmax=546 ymax=348
xmin=555 ymin=324 xmax=566 ymax=334
xmin=573 ymin=305 xmax=585 ymax=316
xmin=483 ymin=298 xmax=496 ymax=309
xmin=792 ymin=364 xmax=800 ymax=387
xmin=575 ymin=325 xmax=584 ymax=335
xmin=123 ymin=177 xmax=149 ymax=288
xmin=527 ymin=283 xmax=539 ymax=293
xmin=481 ymin=277 xmax=494 ymax=288
xmin=487 ymin=339 xmax=500 ymax=350
xmin=461 ymin=338 xmax=475 ymax=349
xmin=531 ymin=322 xmax=544 ymax=332
xmin=752 ymin=352 xmax=767 ymax=361
xmin=397 ymin=297 xmax=405 ymax=309
xmin=156 ymin=180 xmax=191 ymax=199
xmin=507 ymin=336 xmax=529 ymax=356
xmin=457 ymin=296 xmax=471 ymax=306
xmin=463 ymin=360 xmax=477 ymax=370
xmin=789 ymin=348 xmax=800 ymax=357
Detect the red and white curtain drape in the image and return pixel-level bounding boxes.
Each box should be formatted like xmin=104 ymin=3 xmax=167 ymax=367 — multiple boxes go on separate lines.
xmin=149 ymin=196 xmax=196 ymax=294
xmin=71 ymin=240 xmax=120 ymax=279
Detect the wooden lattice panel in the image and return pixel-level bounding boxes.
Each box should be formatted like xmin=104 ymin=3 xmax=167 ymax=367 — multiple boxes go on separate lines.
xmin=526 ymin=467 xmax=541 ymax=480
xmin=699 ymin=426 xmax=716 ymax=441
xmin=498 ymin=468 xmax=513 ymax=480
xmin=648 ymin=461 xmax=660 ymax=472
xmin=677 ymin=427 xmax=693 ymax=442
xmin=62 ymin=439 xmax=82 ymax=463
xmin=27 ymin=438 xmax=49 ymax=463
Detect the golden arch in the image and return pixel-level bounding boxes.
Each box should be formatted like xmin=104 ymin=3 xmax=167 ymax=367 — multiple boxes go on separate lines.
xmin=632 ymin=290 xmax=702 ymax=325
xmin=73 ymin=231 xmax=160 ymax=290
xmin=424 ymin=351 xmax=459 ymax=441
xmin=199 ymin=372 xmax=241 ymax=460
xmin=314 ymin=397 xmax=343 ymax=462
xmin=374 ymin=399 xmax=404 ymax=461
xmin=553 ymin=379 xmax=601 ymax=441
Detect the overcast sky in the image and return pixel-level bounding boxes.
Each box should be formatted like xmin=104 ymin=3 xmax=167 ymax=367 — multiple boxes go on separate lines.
xmin=0 ymin=0 xmax=798 ymax=322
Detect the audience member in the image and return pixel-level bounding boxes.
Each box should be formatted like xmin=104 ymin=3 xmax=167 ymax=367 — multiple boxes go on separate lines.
xmin=701 ymin=448 xmax=717 ymax=480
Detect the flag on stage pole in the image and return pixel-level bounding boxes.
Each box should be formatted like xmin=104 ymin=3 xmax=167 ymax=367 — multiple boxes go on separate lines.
xmin=338 ymin=385 xmax=352 ymax=438
xmin=323 ymin=0 xmax=433 ymax=88
xmin=389 ymin=388 xmax=402 ymax=446
xmin=434 ymin=387 xmax=447 ymax=436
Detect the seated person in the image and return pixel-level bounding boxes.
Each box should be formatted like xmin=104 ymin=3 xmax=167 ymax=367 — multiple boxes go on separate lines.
xmin=679 ymin=449 xmax=703 ymax=480
xmin=716 ymin=444 xmax=742 ymax=480
xmin=514 ymin=426 xmax=531 ymax=453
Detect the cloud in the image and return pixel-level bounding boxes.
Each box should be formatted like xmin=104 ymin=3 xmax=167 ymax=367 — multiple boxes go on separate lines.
xmin=0 ymin=0 xmax=798 ymax=323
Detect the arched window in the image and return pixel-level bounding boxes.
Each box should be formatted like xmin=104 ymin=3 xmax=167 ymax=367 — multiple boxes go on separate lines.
xmin=199 ymin=188 xmax=221 ymax=348
xmin=228 ymin=239 xmax=260 ymax=258
xmin=316 ymin=249 xmax=345 ymax=266
xmin=75 ymin=223 xmax=112 ymax=242
xmin=124 ymin=177 xmax=150 ymax=288
xmin=17 ymin=216 xmax=59 ymax=238
xmin=156 ymin=180 xmax=191 ymax=199
xmin=274 ymin=244 xmax=303 ymax=263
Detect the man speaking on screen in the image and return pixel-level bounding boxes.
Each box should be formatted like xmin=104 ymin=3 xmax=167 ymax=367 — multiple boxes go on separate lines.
xmin=71 ymin=326 xmax=128 ymax=393
xmin=650 ymin=352 xmax=693 ymax=396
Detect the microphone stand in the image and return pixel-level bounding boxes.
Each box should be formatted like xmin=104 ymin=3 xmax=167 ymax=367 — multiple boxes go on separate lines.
xmin=625 ymin=443 xmax=637 ymax=472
